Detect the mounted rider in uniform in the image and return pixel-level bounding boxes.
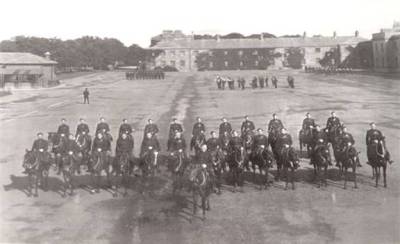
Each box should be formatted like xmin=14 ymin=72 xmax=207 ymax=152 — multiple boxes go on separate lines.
xmin=143 ymin=119 xmax=159 ymax=137
xmin=219 ymin=117 xmax=232 ymax=137
xmin=366 ymin=122 xmax=393 ymax=165
xmin=240 ymin=115 xmax=255 ymax=139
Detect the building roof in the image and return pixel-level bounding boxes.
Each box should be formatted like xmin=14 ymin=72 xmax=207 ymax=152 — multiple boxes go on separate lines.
xmin=0 ymin=52 xmax=57 ymax=65
xmin=149 ymin=36 xmax=367 ymax=50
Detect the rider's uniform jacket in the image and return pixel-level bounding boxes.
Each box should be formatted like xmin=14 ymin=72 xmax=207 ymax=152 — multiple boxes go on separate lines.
xmin=196 ymin=151 xmax=212 ymax=166
xmin=76 ymin=133 xmax=91 ymax=151
xmin=119 ymin=123 xmax=133 ymax=135
xmin=313 ymin=130 xmax=328 ymax=145
xmin=366 ymin=129 xmax=384 ymax=145
xmin=253 ymin=134 xmax=268 ymax=149
xmin=170 ymin=137 xmax=186 ymax=152
xmin=96 ymin=122 xmax=110 ymax=134
xmin=206 ymin=138 xmax=220 ymax=152
xmin=144 ymin=123 xmax=159 ymax=135
xmin=57 ymin=124 xmax=70 ymax=136
xmin=219 ymin=134 xmax=231 ymax=150
xmin=268 ymin=119 xmax=283 ymax=132
xmin=116 ymin=136 xmax=134 ymax=155
xmin=76 ymin=123 xmax=89 ymax=136
xmin=339 ymin=132 xmax=355 ymax=148
xmin=302 ymin=118 xmax=316 ymax=130
xmin=276 ymin=134 xmax=293 ymax=149
xmin=241 ymin=120 xmax=255 ymax=134
xmin=326 ymin=116 xmax=341 ymax=130
xmin=140 ymin=137 xmax=161 ymax=155
xmin=65 ymin=139 xmax=79 ymax=154
xmin=32 ymin=139 xmax=49 ymax=152
xmin=92 ymin=137 xmax=111 ymax=153
xmin=219 ymin=122 xmax=232 ymax=136
xmin=229 ymin=136 xmax=243 ymax=152
xmin=169 ymin=123 xmax=183 ymax=138
xmin=192 ymin=122 xmax=206 ymax=136
xmin=190 ymin=133 xmax=206 ymax=150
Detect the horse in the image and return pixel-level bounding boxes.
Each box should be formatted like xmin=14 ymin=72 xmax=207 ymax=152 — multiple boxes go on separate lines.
xmin=113 ymin=152 xmax=132 ymax=197
xmin=339 ymin=144 xmax=360 ymax=189
xmin=48 ymin=132 xmax=68 ymax=172
xmin=299 ymin=127 xmax=314 ymax=157
xmin=210 ymin=149 xmax=225 ymax=194
xmin=242 ymin=131 xmax=254 ymax=171
xmin=278 ymin=146 xmax=299 ymax=190
xmin=250 ymin=145 xmax=275 ymax=190
xmin=75 ymin=133 xmax=92 ymax=172
xmin=22 ymin=150 xmax=52 ymax=197
xmin=367 ymin=140 xmax=388 ymax=188
xmin=311 ymin=143 xmax=331 ymax=187
xmin=61 ymin=150 xmax=82 ymax=197
xmin=89 ymin=148 xmax=112 ymax=193
xmin=190 ymin=134 xmax=206 ymax=158
xmin=191 ymin=166 xmax=213 ymax=220
xmin=228 ymin=147 xmax=245 ymax=192
xmin=326 ymin=125 xmax=342 ymax=147
xmin=219 ymin=134 xmax=231 ymax=172
xmin=167 ymin=149 xmax=188 ymax=195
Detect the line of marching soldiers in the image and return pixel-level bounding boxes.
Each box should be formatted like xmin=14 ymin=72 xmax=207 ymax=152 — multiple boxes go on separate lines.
xmin=125 ymin=70 xmax=165 ymax=80
xmin=215 ymin=75 xmax=295 ymax=90
xmin=304 ymin=66 xmax=355 ymax=74
xmin=27 ymin=111 xmax=393 ymax=176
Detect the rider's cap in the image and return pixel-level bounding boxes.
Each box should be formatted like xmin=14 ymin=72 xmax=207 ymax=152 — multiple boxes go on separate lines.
xmin=61 ymin=118 xmax=66 ymax=121
xmin=306 ymin=112 xmax=310 ymax=116
xmin=172 ymin=117 xmax=177 ymax=121
xmin=244 ymin=115 xmax=248 ymax=118
xmin=79 ymin=118 xmax=85 ymax=121
xmin=222 ymin=117 xmax=226 ymax=120
xmin=331 ymin=111 xmax=335 ymax=115
xmin=148 ymin=118 xmax=152 ymax=122
xmin=37 ymin=132 xmax=43 ymax=136
xmin=369 ymin=122 xmax=375 ymax=126
xmin=196 ymin=117 xmax=201 ymax=120
xmin=210 ymin=131 xmax=215 ymax=134
xmin=257 ymin=128 xmax=263 ymax=131
xmin=122 ymin=118 xmax=127 ymax=122
xmin=273 ymin=113 xmax=277 ymax=116
xmin=100 ymin=117 xmax=105 ymax=120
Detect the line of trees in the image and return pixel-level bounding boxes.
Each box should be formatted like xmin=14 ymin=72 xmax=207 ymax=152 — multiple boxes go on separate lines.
xmin=0 ymin=36 xmax=146 ymax=70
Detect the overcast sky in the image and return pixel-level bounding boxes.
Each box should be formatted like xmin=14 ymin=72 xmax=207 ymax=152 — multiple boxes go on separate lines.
xmin=0 ymin=0 xmax=398 ymax=47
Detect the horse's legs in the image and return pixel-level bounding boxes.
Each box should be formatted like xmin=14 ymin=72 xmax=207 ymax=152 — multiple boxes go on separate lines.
xmin=343 ymin=167 xmax=348 ymax=189
xmin=284 ymin=167 xmax=289 ymax=190
xmin=27 ymin=173 xmax=32 ymax=197
xmin=291 ymin=167 xmax=295 ymax=190
xmin=42 ymin=169 xmax=49 ymax=191
xmin=374 ymin=167 xmax=379 ymax=187
xmin=383 ymin=165 xmax=387 ymax=188
xmin=123 ymin=172 xmax=129 ymax=196
xmin=201 ymin=196 xmax=206 ymax=220
xmin=353 ymin=162 xmax=358 ymax=189
xmin=192 ymin=190 xmax=197 ymax=215
xmin=324 ymin=166 xmax=328 ymax=187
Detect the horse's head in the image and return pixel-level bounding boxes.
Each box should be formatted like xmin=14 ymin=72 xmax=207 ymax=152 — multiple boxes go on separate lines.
xmin=23 ymin=149 xmax=35 ymax=165
xmin=289 ymin=147 xmax=300 ymax=165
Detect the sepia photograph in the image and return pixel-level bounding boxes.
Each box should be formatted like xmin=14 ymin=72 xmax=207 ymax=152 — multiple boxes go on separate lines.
xmin=0 ymin=0 xmax=399 ymax=243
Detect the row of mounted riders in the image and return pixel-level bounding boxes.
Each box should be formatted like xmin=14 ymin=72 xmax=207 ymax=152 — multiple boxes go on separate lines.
xmin=22 ymin=114 xmax=393 ymax=199
xmin=215 ymin=75 xmax=295 ymax=90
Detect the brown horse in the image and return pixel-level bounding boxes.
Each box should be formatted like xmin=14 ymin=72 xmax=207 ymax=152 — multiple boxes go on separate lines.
xmin=89 ymin=149 xmax=112 ymax=193
xmin=113 ymin=152 xmax=132 ymax=197
xmin=228 ymin=147 xmax=245 ymax=192
xmin=61 ymin=151 xmax=81 ymax=197
xmin=341 ymin=145 xmax=360 ymax=189
xmin=311 ymin=144 xmax=331 ymax=188
xmin=250 ymin=145 xmax=275 ymax=190
xmin=210 ymin=149 xmax=224 ymax=194
xmin=299 ymin=127 xmax=314 ymax=157
xmin=167 ymin=150 xmax=188 ymax=195
xmin=278 ymin=146 xmax=300 ymax=190
xmin=191 ymin=166 xmax=213 ymax=220
xmin=367 ymin=140 xmax=388 ymax=188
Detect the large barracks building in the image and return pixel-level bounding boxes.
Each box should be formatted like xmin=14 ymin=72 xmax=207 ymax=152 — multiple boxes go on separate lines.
xmin=147 ymin=30 xmax=367 ymax=72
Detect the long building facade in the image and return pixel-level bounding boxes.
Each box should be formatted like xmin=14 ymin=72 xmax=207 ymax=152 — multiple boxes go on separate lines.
xmin=147 ymin=30 xmax=367 ymax=72
xmin=372 ymin=22 xmax=400 ymax=72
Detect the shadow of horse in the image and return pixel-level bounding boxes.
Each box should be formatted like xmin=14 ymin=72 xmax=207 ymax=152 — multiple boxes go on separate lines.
xmin=3 ymin=174 xmax=65 ymax=197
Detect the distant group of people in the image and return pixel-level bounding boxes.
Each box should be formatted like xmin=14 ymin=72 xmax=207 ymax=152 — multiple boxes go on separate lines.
xmin=125 ymin=70 xmax=165 ymax=80
xmin=305 ymin=66 xmax=355 ymax=74
xmin=215 ymin=75 xmax=295 ymax=90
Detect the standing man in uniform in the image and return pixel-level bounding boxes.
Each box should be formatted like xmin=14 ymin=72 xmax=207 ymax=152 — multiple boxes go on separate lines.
xmin=83 ymin=88 xmax=90 ymax=104
xmin=366 ymin=122 xmax=393 ymax=164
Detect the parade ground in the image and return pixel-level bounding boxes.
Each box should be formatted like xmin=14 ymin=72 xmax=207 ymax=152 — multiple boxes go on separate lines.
xmin=0 ymin=70 xmax=399 ymax=244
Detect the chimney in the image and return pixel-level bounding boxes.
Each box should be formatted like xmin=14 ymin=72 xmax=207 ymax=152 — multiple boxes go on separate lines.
xmin=44 ymin=52 xmax=51 ymax=60
xmin=355 ymin=30 xmax=359 ymax=37
xmin=303 ymin=31 xmax=307 ymax=38
xmin=333 ymin=31 xmax=337 ymax=39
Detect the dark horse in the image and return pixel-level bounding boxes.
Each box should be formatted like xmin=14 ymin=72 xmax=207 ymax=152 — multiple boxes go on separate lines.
xmin=48 ymin=132 xmax=67 ymax=172
xmin=228 ymin=147 xmax=245 ymax=192
xmin=311 ymin=143 xmax=331 ymax=188
xmin=335 ymin=144 xmax=360 ymax=189
xmin=113 ymin=152 xmax=132 ymax=197
xmin=167 ymin=150 xmax=188 ymax=195
xmin=22 ymin=150 xmax=52 ymax=197
xmin=191 ymin=166 xmax=213 ymax=220
xmin=278 ymin=146 xmax=299 ymax=190
xmin=250 ymin=145 xmax=275 ymax=190
xmin=61 ymin=151 xmax=82 ymax=197
xmin=242 ymin=131 xmax=254 ymax=171
xmin=140 ymin=148 xmax=160 ymax=194
xmin=299 ymin=127 xmax=314 ymax=157
xmin=190 ymin=134 xmax=206 ymax=158
xmin=89 ymin=149 xmax=112 ymax=193
xmin=326 ymin=125 xmax=343 ymax=147
xmin=367 ymin=140 xmax=389 ymax=188
xmin=75 ymin=133 xmax=92 ymax=172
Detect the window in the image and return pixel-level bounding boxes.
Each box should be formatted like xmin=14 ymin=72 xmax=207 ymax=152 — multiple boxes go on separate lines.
xmin=170 ymin=60 xmax=176 ymax=67
xmin=224 ymin=61 xmax=229 ymax=67
xmin=375 ymin=58 xmax=379 ymax=67
xmin=381 ymin=43 xmax=384 ymax=52
xmin=209 ymin=62 xmax=213 ymax=68
xmin=315 ymin=48 xmax=321 ymax=53
xmin=208 ymin=51 xmax=213 ymax=56
xmin=238 ymin=50 xmax=243 ymax=56
xmin=180 ymin=60 xmax=185 ymax=67
xmin=252 ymin=50 xmax=258 ymax=55
xmin=382 ymin=58 xmax=385 ymax=67
xmin=395 ymin=57 xmax=399 ymax=67
xmin=224 ymin=51 xmax=228 ymax=55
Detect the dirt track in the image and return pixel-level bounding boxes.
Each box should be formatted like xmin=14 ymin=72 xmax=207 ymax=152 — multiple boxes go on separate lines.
xmin=0 ymin=70 xmax=399 ymax=244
